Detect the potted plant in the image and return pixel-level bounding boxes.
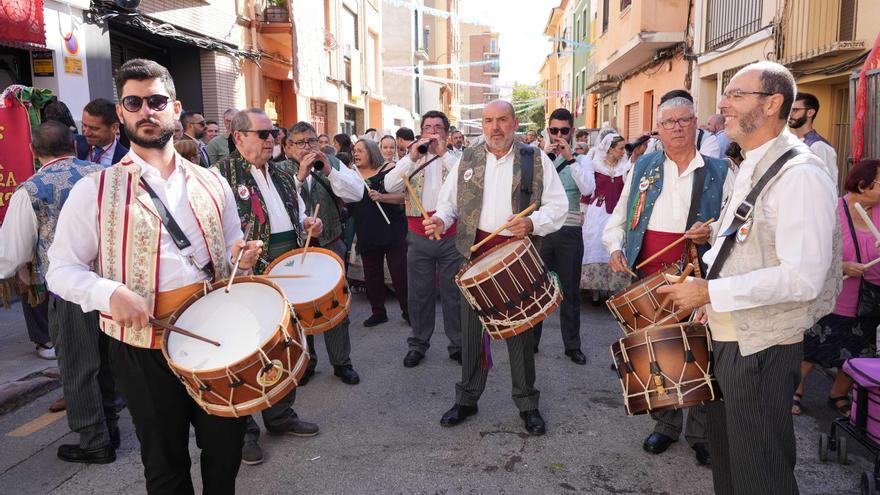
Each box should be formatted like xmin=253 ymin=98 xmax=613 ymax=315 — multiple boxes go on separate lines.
xmin=263 ymin=0 xmax=288 ymax=23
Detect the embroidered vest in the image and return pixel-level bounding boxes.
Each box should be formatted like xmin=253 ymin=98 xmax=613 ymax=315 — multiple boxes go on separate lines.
xmin=216 ymin=155 xmax=304 ymax=274
xmin=289 ymin=155 xmax=343 ymax=247
xmin=19 ymin=158 xmax=107 ymax=284
xmin=623 ymin=151 xmax=728 ymax=268
xmin=406 ymin=153 xmax=453 ymax=217
xmin=454 ymin=142 xmax=544 ymax=259
xmin=555 ymin=156 xmax=582 ymax=227
xmin=94 ymin=155 xmax=230 ymax=348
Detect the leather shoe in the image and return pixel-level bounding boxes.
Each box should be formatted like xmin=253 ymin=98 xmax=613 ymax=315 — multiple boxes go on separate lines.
xmin=449 ymin=351 xmax=462 ymax=364
xmin=267 ymin=413 xmax=319 ymax=437
xmin=692 ymin=442 xmax=711 ymax=465
xmin=334 ymin=365 xmax=360 ymax=385
xmin=642 ymin=432 xmax=676 ymax=454
xmin=519 ymin=409 xmax=546 ymax=436
xmin=565 ymin=349 xmax=587 ymax=365
xmin=363 ymin=314 xmax=388 ymax=327
xmin=48 ymin=397 xmax=66 ymax=412
xmin=241 ymin=440 xmax=263 ymax=465
xmin=440 ymin=404 xmax=478 ymax=427
xmin=403 ymin=350 xmax=424 ymax=368
xmin=57 ymin=444 xmax=115 ymax=464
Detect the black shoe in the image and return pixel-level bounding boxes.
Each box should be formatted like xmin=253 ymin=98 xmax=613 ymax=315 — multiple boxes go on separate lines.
xmin=565 ymin=349 xmax=587 ymax=365
xmin=402 ymin=311 xmax=410 ymax=324
xmin=403 ymin=350 xmax=424 ymax=368
xmin=299 ymin=366 xmax=315 ymax=386
xmin=363 ymin=314 xmax=388 ymax=327
xmin=642 ymin=432 xmax=676 ymax=454
xmin=108 ymin=423 xmax=121 ymax=450
xmin=333 ymin=365 xmax=360 ymax=385
xmin=519 ymin=409 xmax=546 ymax=436
xmin=241 ymin=440 xmax=263 ymax=465
xmin=692 ymin=442 xmax=711 ymax=466
xmin=267 ymin=414 xmax=320 ymax=437
xmin=533 ymin=345 xmax=539 ymax=354
xmin=57 ymin=444 xmax=116 ymax=464
xmin=449 ymin=351 xmax=462 ymax=364
xmin=440 ymin=404 xmax=478 ymax=427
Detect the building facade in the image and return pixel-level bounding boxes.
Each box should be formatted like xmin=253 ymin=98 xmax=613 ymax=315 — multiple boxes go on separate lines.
xmin=459 ymin=22 xmax=499 ymax=135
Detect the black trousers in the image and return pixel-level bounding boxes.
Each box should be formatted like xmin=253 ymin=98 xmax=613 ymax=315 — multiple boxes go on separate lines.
xmin=21 ymin=297 xmax=50 ymax=346
xmin=108 ymin=339 xmax=245 ymax=495
xmin=533 ymin=226 xmax=583 ymax=351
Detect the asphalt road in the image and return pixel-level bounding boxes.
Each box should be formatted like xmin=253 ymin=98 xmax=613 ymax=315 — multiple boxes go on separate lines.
xmin=0 ymin=292 xmax=872 ymax=494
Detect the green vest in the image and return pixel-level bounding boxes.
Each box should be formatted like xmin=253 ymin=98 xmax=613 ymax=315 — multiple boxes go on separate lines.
xmin=454 ymin=142 xmax=544 ymax=259
xmin=555 ymin=156 xmax=582 ymax=213
xmin=290 ymin=154 xmax=344 ymax=247
xmin=215 ymin=155 xmax=303 ymax=274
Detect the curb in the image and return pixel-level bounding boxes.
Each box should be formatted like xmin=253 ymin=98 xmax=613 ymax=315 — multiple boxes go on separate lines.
xmin=0 ymin=367 xmax=61 ymax=416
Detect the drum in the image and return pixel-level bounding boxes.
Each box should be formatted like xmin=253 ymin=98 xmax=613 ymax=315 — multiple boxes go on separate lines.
xmin=264 ymin=247 xmax=351 ymax=335
xmin=606 ymin=265 xmax=693 ymax=335
xmin=610 ymin=322 xmax=717 ymax=415
xmin=162 ymin=276 xmax=309 ymax=418
xmin=455 ymin=238 xmax=562 ymax=340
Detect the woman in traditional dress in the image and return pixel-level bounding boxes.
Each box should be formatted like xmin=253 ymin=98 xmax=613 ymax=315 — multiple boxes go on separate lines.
xmin=580 ymin=134 xmax=631 ymax=302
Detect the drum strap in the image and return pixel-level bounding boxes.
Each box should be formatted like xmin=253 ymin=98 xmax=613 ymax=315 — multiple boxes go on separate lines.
xmin=706 ymin=146 xmax=808 ymax=280
xmin=684 ymin=163 xmax=707 ymax=274
xmin=519 ymin=146 xmax=535 ymax=213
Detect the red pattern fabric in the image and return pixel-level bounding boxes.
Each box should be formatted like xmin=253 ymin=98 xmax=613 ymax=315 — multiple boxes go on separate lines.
xmin=0 ymin=97 xmax=35 ymax=224
xmin=407 ymin=210 xmax=457 ymax=239
xmin=636 ymin=229 xmax=684 ymax=276
xmin=0 ymin=0 xmax=45 ymax=46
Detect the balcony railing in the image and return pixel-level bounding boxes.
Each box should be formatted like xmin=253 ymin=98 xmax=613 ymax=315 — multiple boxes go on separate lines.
xmin=254 ymin=0 xmax=289 ymax=23
xmin=705 ymin=0 xmax=763 ymax=51
xmin=779 ymin=0 xmax=864 ymax=65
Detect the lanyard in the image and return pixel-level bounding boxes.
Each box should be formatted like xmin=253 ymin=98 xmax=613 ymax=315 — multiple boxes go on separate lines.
xmin=90 ymin=139 xmax=114 ymax=163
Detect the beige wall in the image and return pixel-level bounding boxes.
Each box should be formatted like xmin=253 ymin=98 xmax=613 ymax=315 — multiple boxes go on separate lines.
xmin=594 ymin=0 xmax=689 ymax=66
xmin=382 ymin=4 xmax=415 ymax=111
xmin=618 ymin=57 xmax=689 ymax=139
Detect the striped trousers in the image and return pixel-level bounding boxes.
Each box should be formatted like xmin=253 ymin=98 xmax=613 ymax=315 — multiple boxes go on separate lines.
xmin=707 ymin=340 xmax=802 ymax=495
xmin=454 ymin=300 xmax=540 ymax=412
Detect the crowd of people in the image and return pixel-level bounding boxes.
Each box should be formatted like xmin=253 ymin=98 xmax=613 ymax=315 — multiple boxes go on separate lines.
xmin=0 ymin=56 xmax=870 ymax=495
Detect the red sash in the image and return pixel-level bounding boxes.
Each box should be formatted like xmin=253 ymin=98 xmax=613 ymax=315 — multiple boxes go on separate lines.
xmin=407 ymin=211 xmax=457 ymax=239
xmin=472 ymin=229 xmax=513 ymax=259
xmin=636 ymin=230 xmax=685 ymax=276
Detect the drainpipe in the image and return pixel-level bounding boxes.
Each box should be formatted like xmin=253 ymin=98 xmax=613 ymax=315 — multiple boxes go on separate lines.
xmin=247 ymin=0 xmax=261 ymax=108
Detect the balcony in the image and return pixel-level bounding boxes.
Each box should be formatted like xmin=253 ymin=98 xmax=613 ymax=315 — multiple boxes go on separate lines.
xmin=482 ymin=55 xmax=500 ymax=76
xmin=779 ymin=0 xmax=865 ymax=65
xmin=704 ymin=0 xmax=763 ymax=51
xmin=254 ymin=0 xmax=290 ymax=34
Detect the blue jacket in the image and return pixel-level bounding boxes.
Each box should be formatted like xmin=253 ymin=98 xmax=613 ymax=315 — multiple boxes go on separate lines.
xmin=74 ymin=134 xmax=129 ymax=164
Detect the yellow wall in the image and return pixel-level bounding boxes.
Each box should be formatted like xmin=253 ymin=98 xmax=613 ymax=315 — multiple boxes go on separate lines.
xmin=618 ymin=57 xmax=689 ymax=138
xmin=594 ymin=0 xmax=688 ymax=67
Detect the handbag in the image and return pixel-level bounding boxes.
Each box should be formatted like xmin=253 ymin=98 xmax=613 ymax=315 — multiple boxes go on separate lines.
xmin=842 ymin=197 xmax=880 ymax=319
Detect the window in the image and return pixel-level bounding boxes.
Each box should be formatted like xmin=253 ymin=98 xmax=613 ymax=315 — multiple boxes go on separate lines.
xmin=367 ymin=32 xmax=378 ymax=90
xmin=602 ymin=0 xmax=609 ymax=34
xmin=620 ymin=0 xmax=631 ymax=11
xmin=342 ymin=6 xmax=358 ymax=52
xmin=489 ymin=38 xmax=497 ymax=53
xmin=625 ymin=102 xmax=640 ymax=140
xmin=582 ymin=8 xmax=588 ymax=38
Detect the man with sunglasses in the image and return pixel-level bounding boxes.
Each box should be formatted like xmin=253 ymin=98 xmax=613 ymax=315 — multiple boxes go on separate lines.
xmin=216 ymin=110 xmax=328 ymax=466
xmin=384 ymin=110 xmax=465 ymax=368
xmin=604 ymin=90 xmax=732 ymax=466
xmin=47 ymin=58 xmax=263 ymax=494
xmin=788 ymin=92 xmax=838 ymax=185
xmin=283 ymin=121 xmax=365 ymax=386
xmin=531 ymin=108 xmax=594 ymax=364
xmin=180 ymin=110 xmax=210 ymax=167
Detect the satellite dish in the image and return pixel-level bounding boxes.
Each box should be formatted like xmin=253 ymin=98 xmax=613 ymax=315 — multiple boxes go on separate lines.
xmin=115 ymin=0 xmax=140 ymax=10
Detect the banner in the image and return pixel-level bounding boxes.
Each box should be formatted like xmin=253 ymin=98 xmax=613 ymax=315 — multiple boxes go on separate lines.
xmin=0 ymin=97 xmax=35 ymax=224
xmin=0 ymin=0 xmax=46 ymax=47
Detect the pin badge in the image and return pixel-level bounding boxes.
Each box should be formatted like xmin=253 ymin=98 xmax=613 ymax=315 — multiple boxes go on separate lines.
xmin=237 ymin=184 xmax=250 ymax=201
xmin=639 ymin=176 xmax=649 ymax=191
xmin=463 ymin=168 xmax=474 ymax=182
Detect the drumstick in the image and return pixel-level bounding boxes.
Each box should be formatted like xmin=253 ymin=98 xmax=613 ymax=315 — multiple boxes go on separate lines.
xmin=843 ymin=257 xmax=880 ymax=280
xmin=355 ymin=168 xmax=391 ymax=225
xmin=469 ymin=203 xmax=538 ymax=253
xmin=635 ymin=219 xmax=715 ymax=270
xmin=300 ymin=204 xmax=320 ymax=265
xmin=150 ymin=318 xmax=221 ymax=347
xmin=656 ymin=263 xmax=695 ymax=314
xmin=402 ymin=175 xmax=441 ymax=241
xmin=226 ymin=222 xmax=254 ymax=293
xmin=855 ymin=203 xmax=880 ymax=243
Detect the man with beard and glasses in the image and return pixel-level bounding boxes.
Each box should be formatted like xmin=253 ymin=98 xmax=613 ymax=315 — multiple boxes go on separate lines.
xmin=47 ymin=58 xmax=262 ymax=494
xmin=180 ymin=110 xmax=210 ymax=167
xmin=788 ymin=92 xmax=838 ymax=185
xmin=659 ymin=61 xmax=839 ymax=495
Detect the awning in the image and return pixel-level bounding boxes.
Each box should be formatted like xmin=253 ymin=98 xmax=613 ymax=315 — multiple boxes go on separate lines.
xmin=0 ymin=0 xmax=46 ymax=48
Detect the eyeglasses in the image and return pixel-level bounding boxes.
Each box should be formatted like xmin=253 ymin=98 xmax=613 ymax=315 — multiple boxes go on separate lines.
xmin=239 ymin=128 xmax=280 ymax=140
xmin=289 ymin=137 xmax=320 ymax=148
xmin=121 ymin=94 xmax=170 ymax=113
xmin=721 ymin=89 xmax=774 ymax=101
xmin=789 ymin=107 xmax=807 ymax=114
xmin=548 ymin=127 xmax=571 ymax=135
xmin=658 ymin=116 xmax=696 ymax=130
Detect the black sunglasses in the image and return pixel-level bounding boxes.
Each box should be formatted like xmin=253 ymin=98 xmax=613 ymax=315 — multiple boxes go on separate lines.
xmin=121 ymin=94 xmax=170 ymax=113
xmin=240 ymin=128 xmax=280 ymax=140
xmin=548 ymin=127 xmax=571 ymax=135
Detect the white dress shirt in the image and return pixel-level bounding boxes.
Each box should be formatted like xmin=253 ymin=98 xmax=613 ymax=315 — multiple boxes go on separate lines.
xmin=806 ymin=139 xmax=838 ymax=186
xmin=46 ymin=151 xmax=244 ymax=314
xmin=433 ymin=145 xmax=568 ymax=237
xmin=703 ymin=129 xmax=837 ymax=314
xmin=383 ymin=152 xmax=459 ymax=212
xmin=249 ymin=165 xmax=301 ymax=233
xmin=89 ymin=139 xmax=118 ymax=166
xmin=294 ymin=160 xmax=365 ymax=204
xmin=602 ymin=153 xmax=733 ymax=253
xmin=0 ymin=187 xmax=38 ymax=279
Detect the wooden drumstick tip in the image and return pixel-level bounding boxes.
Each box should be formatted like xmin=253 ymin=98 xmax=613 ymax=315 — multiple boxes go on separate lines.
xmin=469 ymin=203 xmax=538 ymax=253
xmin=226 ymin=222 xmax=254 ymax=293
xmin=301 ymin=204 xmax=321 ymax=265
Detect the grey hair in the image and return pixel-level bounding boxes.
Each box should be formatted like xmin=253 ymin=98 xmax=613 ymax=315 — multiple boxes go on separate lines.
xmin=230 ymin=108 xmax=267 ymax=133
xmin=735 ymin=61 xmax=797 ymax=120
xmin=222 ymin=108 xmax=238 ymax=119
xmin=290 ymin=121 xmax=317 ymax=136
xmin=356 ymin=138 xmax=385 ymax=169
xmin=658 ymin=96 xmax=695 ymax=120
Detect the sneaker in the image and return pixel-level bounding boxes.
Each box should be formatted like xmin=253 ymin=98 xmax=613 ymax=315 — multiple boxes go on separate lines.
xmin=36 ymin=344 xmax=56 ymax=360
xmin=241 ymin=440 xmax=264 ymax=465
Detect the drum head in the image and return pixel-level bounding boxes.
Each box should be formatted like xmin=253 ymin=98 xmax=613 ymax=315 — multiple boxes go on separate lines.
xmin=266 ymin=251 xmax=343 ymax=303
xmin=166 ymin=282 xmax=286 ymax=370
xmin=461 ymin=239 xmax=525 ymax=279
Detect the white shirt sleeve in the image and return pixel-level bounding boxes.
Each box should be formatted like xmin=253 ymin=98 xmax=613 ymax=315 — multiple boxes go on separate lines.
xmin=433 ymin=161 xmax=460 ymax=232
xmin=810 ymin=141 xmax=838 ymax=186
xmin=382 ymin=156 xmax=415 ymax=194
xmin=0 ymin=188 xmax=39 ymax=279
xmin=46 ymin=178 xmax=123 ymax=313
xmin=217 ymin=173 xmax=245 ymax=267
xmin=530 ymin=152 xmax=569 ymax=236
xmin=707 ymin=166 xmax=836 ymax=312
xmin=602 ymin=168 xmax=635 ymax=254
xmin=699 ymin=132 xmax=721 ymax=159
xmin=571 ymin=155 xmax=596 ymax=196
xmin=326 ymin=161 xmax=366 ymax=202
